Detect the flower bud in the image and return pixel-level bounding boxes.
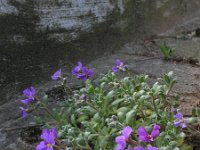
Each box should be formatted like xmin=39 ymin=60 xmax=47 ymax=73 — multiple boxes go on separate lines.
xmin=42 ymin=94 xmax=48 ymax=100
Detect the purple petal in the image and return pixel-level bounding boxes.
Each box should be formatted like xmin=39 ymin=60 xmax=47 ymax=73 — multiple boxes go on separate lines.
xmin=77 ymin=74 xmax=87 ymax=80
xmin=72 ymin=66 xmax=81 ymax=75
xmin=115 ymin=144 xmax=126 ymax=150
xmin=80 ymin=94 xmax=87 ymax=100
xmin=51 ymin=128 xmax=57 ymax=138
xmin=30 ymin=87 xmax=36 ymax=96
xmin=23 ymin=88 xmax=31 ymax=97
xmin=174 ymin=121 xmax=181 ymax=127
xmin=40 ymin=128 xmax=56 ymax=144
xmin=36 ymin=141 xmax=48 ymax=150
xmin=112 ymin=66 xmax=119 ymax=73
xmin=41 ymin=129 xmax=50 ymax=140
xmin=175 ymin=113 xmax=183 ymax=119
xmin=21 ymin=98 xmax=34 ymax=104
xmin=23 ymin=87 xmax=35 ymax=98
xmin=181 ymin=120 xmax=187 ymax=128
xmin=134 ymin=146 xmax=145 ymax=150
xmin=82 ymin=67 xmax=88 ymax=73
xmin=72 ymin=62 xmax=83 ymax=76
xmin=77 ymin=61 xmax=82 ymax=67
xmin=116 ymin=59 xmax=124 ymax=66
xmin=19 ymin=107 xmax=27 ymax=119
xmin=153 ymin=124 xmax=160 ymax=130
xmin=51 ymin=69 xmax=61 ymax=80
xmin=115 ymin=135 xmax=126 ymax=146
xmin=41 ymin=129 xmax=54 ymax=144
xmin=151 ymin=129 xmax=160 ymax=139
xmin=122 ymin=126 xmax=132 ymax=139
xmin=87 ymin=69 xmax=93 ymax=77
xmin=151 ymin=124 xmax=160 ymax=138
xmin=137 ymin=126 xmax=148 ymax=142
xmin=147 ymin=146 xmax=159 ymax=150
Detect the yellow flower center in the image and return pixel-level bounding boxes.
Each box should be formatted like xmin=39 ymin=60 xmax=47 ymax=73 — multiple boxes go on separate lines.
xmin=47 ymin=143 xmax=52 ymax=148
xmin=175 ymin=117 xmax=185 ymax=124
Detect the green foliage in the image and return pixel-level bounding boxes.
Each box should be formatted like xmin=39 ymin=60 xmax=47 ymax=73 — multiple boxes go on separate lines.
xmin=160 ymin=42 xmax=174 ymax=60
xmin=41 ymin=71 xmax=193 ymax=149
xmin=192 ymin=107 xmax=200 ymax=117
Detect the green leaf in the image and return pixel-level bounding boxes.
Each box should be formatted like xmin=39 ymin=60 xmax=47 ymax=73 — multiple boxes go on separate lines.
xmin=70 ymin=114 xmax=77 ymax=127
xmin=106 ymin=90 xmax=116 ymax=99
xmin=77 ymin=115 xmax=89 ymax=122
xmin=117 ymin=112 xmax=126 ymax=122
xmin=117 ymin=107 xmax=130 ymax=113
xmin=192 ymin=107 xmax=197 ymax=116
xmin=76 ymin=137 xmax=86 ymax=147
xmin=99 ymin=136 xmax=109 ymax=149
xmin=126 ymin=109 xmax=136 ymax=125
xmin=88 ymin=134 xmax=99 ymax=141
xmin=110 ymin=98 xmax=124 ymax=107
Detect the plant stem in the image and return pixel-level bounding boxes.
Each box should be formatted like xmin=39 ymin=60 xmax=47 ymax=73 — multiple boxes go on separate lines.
xmin=152 ymin=96 xmax=158 ymax=115
xmin=61 ymin=77 xmax=73 ymax=95
xmin=86 ymin=102 xmax=99 ymax=112
xmin=40 ymin=102 xmax=59 ymax=122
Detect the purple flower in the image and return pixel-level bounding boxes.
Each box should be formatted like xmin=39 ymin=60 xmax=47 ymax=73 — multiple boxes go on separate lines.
xmin=51 ymin=69 xmax=62 ymax=80
xmin=77 ymin=67 xmax=93 ymax=80
xmin=174 ymin=113 xmax=187 ymax=128
xmin=137 ymin=124 xmax=160 ymax=143
xmin=19 ymin=107 xmax=27 ymax=119
xmin=112 ymin=59 xmax=127 ymax=73
xmin=80 ymin=94 xmax=87 ymax=100
xmin=72 ymin=62 xmax=93 ymax=80
xmin=72 ymin=62 xmax=83 ymax=76
xmin=171 ymin=108 xmax=178 ymax=114
xmin=115 ymin=126 xmax=132 ymax=150
xmin=36 ymin=128 xmax=57 ymax=150
xmin=21 ymin=87 xmax=36 ymax=104
xmin=133 ymin=146 xmax=159 ymax=150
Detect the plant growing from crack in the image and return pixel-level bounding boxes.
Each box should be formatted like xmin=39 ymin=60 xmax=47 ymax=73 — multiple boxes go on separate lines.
xmin=18 ymin=59 xmax=198 ymax=150
xmin=160 ymin=42 xmax=174 ymax=60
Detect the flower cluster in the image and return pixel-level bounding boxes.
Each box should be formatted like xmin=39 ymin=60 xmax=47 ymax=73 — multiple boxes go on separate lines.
xmin=36 ymin=128 xmax=57 ymax=150
xmin=138 ymin=124 xmax=160 ymax=143
xmin=19 ymin=87 xmax=36 ymax=119
xmin=112 ymin=59 xmax=127 ymax=73
xmin=115 ymin=126 xmax=132 ymax=150
xmin=174 ymin=113 xmax=187 ymax=128
xmin=115 ymin=125 xmax=160 ymax=150
xmin=72 ymin=62 xmax=93 ymax=80
xmin=18 ymin=59 xmax=194 ymax=150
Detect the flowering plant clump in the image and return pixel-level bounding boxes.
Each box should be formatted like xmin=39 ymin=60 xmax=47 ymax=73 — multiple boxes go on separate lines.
xmin=18 ymin=60 xmax=197 ymax=150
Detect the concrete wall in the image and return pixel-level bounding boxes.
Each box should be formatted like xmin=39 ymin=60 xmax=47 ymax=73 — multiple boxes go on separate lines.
xmin=1 ymin=0 xmax=200 ymax=43
xmin=0 ymin=0 xmax=127 ymax=42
